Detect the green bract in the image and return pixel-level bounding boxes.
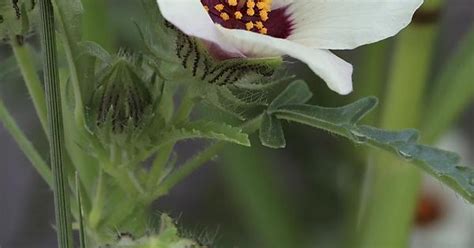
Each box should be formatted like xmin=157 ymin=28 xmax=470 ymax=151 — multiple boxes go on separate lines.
xmin=0 ymin=0 xmax=37 ymax=43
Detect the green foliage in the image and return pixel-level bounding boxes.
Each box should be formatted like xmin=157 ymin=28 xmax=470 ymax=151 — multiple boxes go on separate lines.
xmin=165 ymin=121 xmax=250 ymax=147
xmin=0 ymin=0 xmax=38 ymax=43
xmin=107 ymin=215 xmax=206 ymax=248
xmin=4 ymin=1 xmax=474 ymax=247
xmin=261 ymin=81 xmax=474 ymax=203
xmin=136 ymin=10 xmax=287 ymax=121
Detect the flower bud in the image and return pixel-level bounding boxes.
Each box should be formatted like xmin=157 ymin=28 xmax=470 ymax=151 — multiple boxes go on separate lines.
xmin=87 ymin=52 xmax=162 ymax=158
xmin=0 ymin=0 xmax=38 ymax=45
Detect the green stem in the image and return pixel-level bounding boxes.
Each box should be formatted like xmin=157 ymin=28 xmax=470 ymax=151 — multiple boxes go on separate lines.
xmin=356 ymin=5 xmax=441 ymax=247
xmin=51 ymin=0 xmax=86 ymax=127
xmin=173 ymin=86 xmax=198 ymax=124
xmin=89 ymin=169 xmax=104 ymax=229
xmin=39 ymin=0 xmax=73 ymax=247
xmin=154 ymin=115 xmax=263 ymax=199
xmin=11 ymin=43 xmax=48 ymax=134
xmin=146 ymin=144 xmax=175 ymax=190
xmin=0 ymin=98 xmax=52 ymax=187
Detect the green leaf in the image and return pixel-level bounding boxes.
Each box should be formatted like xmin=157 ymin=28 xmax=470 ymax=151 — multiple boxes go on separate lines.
xmin=164 ymin=121 xmax=251 ymax=147
xmin=272 ymin=98 xmax=378 ymax=136
xmin=268 ymin=80 xmax=313 ymax=111
xmin=263 ymin=94 xmax=474 ymax=203
xmin=259 ymin=113 xmax=286 ymax=148
xmin=354 ymin=126 xmax=474 ymax=203
xmin=52 ymin=0 xmax=86 ymax=124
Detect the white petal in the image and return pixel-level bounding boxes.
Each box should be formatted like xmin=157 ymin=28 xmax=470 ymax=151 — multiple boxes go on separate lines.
xmin=216 ymin=26 xmax=353 ymax=95
xmin=273 ymin=0 xmax=294 ymax=9
xmin=288 ymin=0 xmax=423 ymax=49
xmin=155 ymin=0 xmax=242 ymax=56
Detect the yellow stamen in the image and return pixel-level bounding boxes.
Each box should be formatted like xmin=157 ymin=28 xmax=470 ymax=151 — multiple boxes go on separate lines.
xmin=228 ymin=0 xmax=238 ymax=6
xmin=256 ymin=2 xmax=266 ymax=10
xmin=259 ymin=10 xmax=269 ymax=21
xmin=234 ymin=11 xmax=243 ymax=20
xmin=247 ymin=8 xmax=255 ymax=16
xmin=215 ymin=4 xmax=225 ymax=12
xmin=245 ymin=22 xmax=254 ymax=30
xmin=255 ymin=21 xmax=264 ymax=30
xmin=203 ymin=5 xmax=209 ymax=12
xmin=247 ymin=0 xmax=256 ymax=8
xmin=260 ymin=27 xmax=268 ymax=34
xmin=220 ymin=12 xmax=230 ymax=21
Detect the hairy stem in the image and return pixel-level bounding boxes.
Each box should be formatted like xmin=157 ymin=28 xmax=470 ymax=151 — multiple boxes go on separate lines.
xmin=39 ymin=0 xmax=73 ymax=247
xmin=154 ymin=115 xmax=263 ymax=199
xmin=0 ymin=98 xmax=52 ymax=187
xmin=11 ymin=43 xmax=48 ymax=134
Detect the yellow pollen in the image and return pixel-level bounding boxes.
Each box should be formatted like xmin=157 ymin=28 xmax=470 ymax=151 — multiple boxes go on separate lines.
xmin=259 ymin=10 xmax=269 ymax=21
xmin=245 ymin=22 xmax=254 ymax=30
xmin=247 ymin=1 xmax=256 ymax=8
xmin=220 ymin=12 xmax=230 ymax=21
xmin=234 ymin=11 xmax=243 ymax=20
xmin=247 ymin=8 xmax=255 ymax=16
xmin=256 ymin=2 xmax=266 ymax=10
xmin=206 ymin=0 xmax=274 ymax=36
xmin=228 ymin=0 xmax=238 ymax=6
xmin=215 ymin=4 xmax=225 ymax=12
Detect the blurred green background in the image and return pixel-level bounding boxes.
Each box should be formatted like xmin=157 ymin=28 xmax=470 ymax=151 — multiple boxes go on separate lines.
xmin=1 ymin=0 xmax=473 ymax=247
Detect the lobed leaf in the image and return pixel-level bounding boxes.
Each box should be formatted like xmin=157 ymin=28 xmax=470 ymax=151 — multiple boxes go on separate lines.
xmin=261 ymin=81 xmax=474 ymax=203
xmin=163 ymin=121 xmax=251 ymax=147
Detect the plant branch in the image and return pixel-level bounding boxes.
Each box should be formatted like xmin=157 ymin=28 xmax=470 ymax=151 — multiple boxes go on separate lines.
xmin=0 ymin=98 xmax=52 ymax=187
xmin=153 ymin=115 xmax=263 ymax=199
xmin=39 ymin=0 xmax=73 ymax=247
xmin=11 ymin=43 xmax=49 ymax=134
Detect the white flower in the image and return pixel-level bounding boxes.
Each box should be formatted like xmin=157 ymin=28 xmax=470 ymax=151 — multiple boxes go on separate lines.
xmin=156 ymin=0 xmax=423 ymax=95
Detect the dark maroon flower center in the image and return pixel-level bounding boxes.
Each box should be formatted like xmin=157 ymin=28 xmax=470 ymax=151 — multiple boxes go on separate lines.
xmin=201 ymin=0 xmax=294 ymax=39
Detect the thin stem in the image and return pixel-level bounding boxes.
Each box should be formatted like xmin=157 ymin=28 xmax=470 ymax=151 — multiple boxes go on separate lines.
xmin=51 ymin=0 xmax=86 ymax=126
xmin=89 ymin=169 xmax=104 ymax=229
xmin=11 ymin=43 xmax=48 ymax=134
xmin=173 ymin=86 xmax=198 ymax=124
xmin=0 ymin=98 xmax=52 ymax=187
xmin=76 ymin=173 xmax=86 ymax=248
xmin=39 ymin=0 xmax=73 ymax=247
xmin=146 ymin=143 xmax=174 ymax=190
xmin=154 ymin=115 xmax=263 ymax=199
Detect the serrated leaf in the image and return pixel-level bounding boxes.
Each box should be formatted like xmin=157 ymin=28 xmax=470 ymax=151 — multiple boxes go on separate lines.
xmin=355 ymin=126 xmax=474 ymax=202
xmin=266 ymin=98 xmax=474 ymax=203
xmin=272 ymin=98 xmax=378 ymax=135
xmin=268 ymin=80 xmax=313 ymax=111
xmin=260 ymin=113 xmax=286 ymax=148
xmin=163 ymin=121 xmax=251 ymax=147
